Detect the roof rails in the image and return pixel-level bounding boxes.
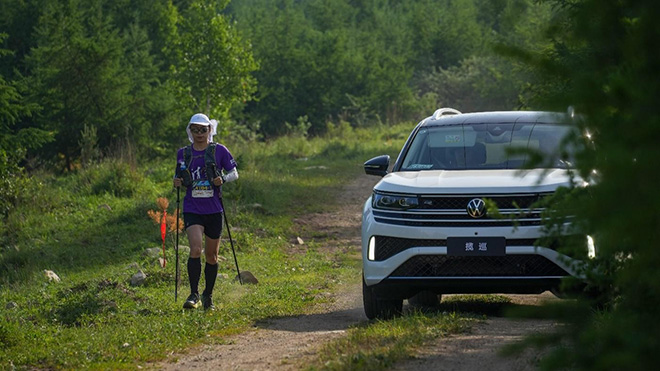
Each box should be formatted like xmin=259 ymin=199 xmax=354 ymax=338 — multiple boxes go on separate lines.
xmin=432 ymin=108 xmax=462 ymax=120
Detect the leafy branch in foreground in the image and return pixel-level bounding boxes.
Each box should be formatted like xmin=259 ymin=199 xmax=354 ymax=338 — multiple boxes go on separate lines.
xmin=502 ymin=1 xmax=660 ymax=369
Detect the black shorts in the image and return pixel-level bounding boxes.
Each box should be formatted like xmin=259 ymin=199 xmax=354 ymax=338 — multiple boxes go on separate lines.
xmin=183 ymin=212 xmax=223 ymax=239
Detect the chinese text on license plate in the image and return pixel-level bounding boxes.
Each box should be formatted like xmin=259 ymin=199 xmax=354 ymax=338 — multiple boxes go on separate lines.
xmin=447 ymin=237 xmax=505 ymax=256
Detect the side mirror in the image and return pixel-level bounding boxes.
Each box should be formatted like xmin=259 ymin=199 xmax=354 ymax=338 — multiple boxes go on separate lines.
xmin=364 ymin=155 xmax=390 ymax=177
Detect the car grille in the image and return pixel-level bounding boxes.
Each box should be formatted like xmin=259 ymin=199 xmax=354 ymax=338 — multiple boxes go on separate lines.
xmin=389 ymin=255 xmax=570 ymax=278
xmin=373 ymin=236 xmax=538 ymax=261
xmin=373 ymin=193 xmax=551 ymax=227
xmin=417 ymin=194 xmax=547 ymax=209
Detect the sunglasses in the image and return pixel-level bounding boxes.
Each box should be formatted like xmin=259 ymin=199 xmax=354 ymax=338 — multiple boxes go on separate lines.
xmin=190 ymin=126 xmax=209 ymax=134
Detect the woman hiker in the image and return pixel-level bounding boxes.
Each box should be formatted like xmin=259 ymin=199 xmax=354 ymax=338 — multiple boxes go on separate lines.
xmin=173 ymin=113 xmax=238 ymax=310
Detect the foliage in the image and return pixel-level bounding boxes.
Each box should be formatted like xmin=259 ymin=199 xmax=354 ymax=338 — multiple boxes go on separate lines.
xmin=0 ymin=149 xmax=28 ymax=217
xmin=500 ymin=0 xmax=660 ymax=369
xmin=172 ymin=0 xmax=258 ymax=118
xmin=71 ymin=159 xmax=145 ymax=197
xmin=416 ymin=55 xmax=523 ymax=112
xmin=227 ymin=0 xmax=545 ymax=135
xmin=0 ymin=34 xmax=51 ymax=215
xmin=78 ymin=123 xmax=99 ymax=167
xmin=1 ymin=0 xmax=554 ymax=167
xmin=26 ymin=0 xmax=135 ymax=169
xmin=1 ymin=0 xmax=255 ymax=170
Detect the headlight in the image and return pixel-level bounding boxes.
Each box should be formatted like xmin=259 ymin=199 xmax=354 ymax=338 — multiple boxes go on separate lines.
xmin=372 ymin=192 xmax=419 ymax=210
xmin=368 ymin=236 xmax=376 ymax=261
xmin=587 ymin=235 xmax=596 ymax=259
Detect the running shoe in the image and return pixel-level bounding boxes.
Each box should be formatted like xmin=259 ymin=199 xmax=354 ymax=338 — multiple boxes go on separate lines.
xmin=183 ymin=293 xmax=200 ymax=309
xmin=201 ymin=293 xmax=214 ymax=310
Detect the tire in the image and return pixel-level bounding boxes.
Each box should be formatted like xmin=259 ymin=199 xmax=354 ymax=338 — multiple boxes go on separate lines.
xmin=362 ymin=276 xmax=403 ymax=320
xmin=550 ymin=286 xmax=568 ymax=299
xmin=553 ymin=284 xmax=609 ymax=309
xmin=408 ymin=290 xmax=441 ymax=308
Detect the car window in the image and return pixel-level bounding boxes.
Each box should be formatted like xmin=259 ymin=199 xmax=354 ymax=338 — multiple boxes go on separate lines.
xmin=399 ymin=122 xmax=574 ymax=171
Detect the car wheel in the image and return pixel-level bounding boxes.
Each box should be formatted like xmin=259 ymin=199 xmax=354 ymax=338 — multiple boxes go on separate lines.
xmin=408 ymin=290 xmax=441 ymax=308
xmin=550 ymin=286 xmax=568 ymax=299
xmin=362 ymin=276 xmax=403 ymax=320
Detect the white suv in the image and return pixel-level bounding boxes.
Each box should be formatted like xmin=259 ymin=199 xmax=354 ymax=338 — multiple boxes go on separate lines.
xmin=361 ymin=109 xmax=591 ymax=319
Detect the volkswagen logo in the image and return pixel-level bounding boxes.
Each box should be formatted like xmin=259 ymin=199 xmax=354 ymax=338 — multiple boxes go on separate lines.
xmin=467 ymin=198 xmax=486 ymax=218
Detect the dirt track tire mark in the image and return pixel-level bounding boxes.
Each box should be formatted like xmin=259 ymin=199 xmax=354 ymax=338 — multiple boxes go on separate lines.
xmin=393 ymin=316 xmax=557 ymax=371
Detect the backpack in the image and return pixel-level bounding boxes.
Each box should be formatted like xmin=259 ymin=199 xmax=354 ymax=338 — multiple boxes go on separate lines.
xmin=178 ymin=143 xmax=222 ymax=187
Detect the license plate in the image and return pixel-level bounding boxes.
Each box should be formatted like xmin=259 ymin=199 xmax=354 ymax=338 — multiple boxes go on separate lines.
xmin=447 ymin=237 xmax=506 ymax=256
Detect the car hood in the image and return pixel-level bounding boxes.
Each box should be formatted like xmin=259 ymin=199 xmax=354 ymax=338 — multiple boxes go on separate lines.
xmin=374 ymin=169 xmax=576 ymax=194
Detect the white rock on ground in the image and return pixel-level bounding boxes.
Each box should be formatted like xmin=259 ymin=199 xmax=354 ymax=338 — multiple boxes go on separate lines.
xmin=44 ymin=270 xmax=60 ymax=282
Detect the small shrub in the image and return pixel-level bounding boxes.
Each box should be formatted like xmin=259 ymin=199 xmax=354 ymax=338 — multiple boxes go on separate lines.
xmin=73 ymin=159 xmax=143 ymax=197
xmin=79 ymin=124 xmax=100 ymax=168
xmin=284 ymin=115 xmax=312 ymax=138
xmin=0 ymin=320 xmax=18 ymax=349
xmin=0 ymin=149 xmax=29 ymax=217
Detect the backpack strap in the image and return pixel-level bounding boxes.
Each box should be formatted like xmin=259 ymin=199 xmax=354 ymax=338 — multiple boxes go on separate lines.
xmin=184 ymin=145 xmax=193 ymax=169
xmin=204 ymin=142 xmax=217 ymax=165
xmin=178 ymin=146 xmax=193 ymax=187
xmin=204 ymin=143 xmax=222 ymax=185
xmin=183 ymin=143 xmax=219 ymax=185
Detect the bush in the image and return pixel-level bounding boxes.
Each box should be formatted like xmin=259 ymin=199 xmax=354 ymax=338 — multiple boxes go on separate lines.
xmin=0 ymin=149 xmax=28 ymax=217
xmin=72 ymin=159 xmax=144 ymax=197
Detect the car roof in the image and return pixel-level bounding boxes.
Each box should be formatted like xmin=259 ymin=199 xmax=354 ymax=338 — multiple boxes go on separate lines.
xmin=420 ymin=110 xmax=569 ymax=127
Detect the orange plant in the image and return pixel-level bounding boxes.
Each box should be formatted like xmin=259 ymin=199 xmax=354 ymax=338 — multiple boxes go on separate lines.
xmin=147 ymin=197 xmax=184 ymax=267
xmin=147 ymin=197 xmax=184 ymax=233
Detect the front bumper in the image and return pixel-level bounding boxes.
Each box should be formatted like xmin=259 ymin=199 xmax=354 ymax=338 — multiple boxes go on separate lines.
xmin=361 ymin=199 xmax=583 ymax=290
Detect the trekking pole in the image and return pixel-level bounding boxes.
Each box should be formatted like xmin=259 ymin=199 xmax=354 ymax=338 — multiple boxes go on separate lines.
xmin=220 ymin=198 xmax=242 ymax=285
xmin=175 ymin=186 xmax=180 ymax=301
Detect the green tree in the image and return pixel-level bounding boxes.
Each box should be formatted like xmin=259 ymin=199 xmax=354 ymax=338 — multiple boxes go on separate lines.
xmin=0 ymin=35 xmax=51 ymax=215
xmin=24 ymin=0 xmax=177 ymax=169
xmin=416 ymin=56 xmax=522 ymax=112
xmin=26 ymin=0 xmax=132 ymax=169
xmin=103 ymin=0 xmax=180 ymax=72
xmin=172 ymin=0 xmax=257 ymax=120
xmin=227 ymin=0 xmax=315 ymax=134
xmin=407 ymin=0 xmax=485 ymax=71
xmin=230 ymin=0 xmax=418 ymax=134
xmin=120 ymin=21 xmax=178 ymax=154
xmin=414 ymin=0 xmax=552 ymax=112
xmin=506 ymin=1 xmax=660 ymax=369
xmin=0 ymin=0 xmax=46 ymax=79
xmin=356 ymin=1 xmax=415 ymax=125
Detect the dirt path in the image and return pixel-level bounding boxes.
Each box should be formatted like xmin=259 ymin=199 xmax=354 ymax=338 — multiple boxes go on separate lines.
xmin=158 ymin=285 xmax=364 ymax=370
xmin=393 ymin=293 xmax=559 ymax=371
xmin=157 ymin=173 xmax=557 ymax=370
xmin=393 ymin=315 xmax=557 ymax=371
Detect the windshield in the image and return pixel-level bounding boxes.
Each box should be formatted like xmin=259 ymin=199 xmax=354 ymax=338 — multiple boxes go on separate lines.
xmin=399 ymin=122 xmax=573 ymax=171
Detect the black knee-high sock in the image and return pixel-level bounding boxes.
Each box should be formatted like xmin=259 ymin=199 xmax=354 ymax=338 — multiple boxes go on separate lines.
xmin=202 ymin=262 xmax=219 ymax=296
xmin=187 ymin=257 xmax=201 ymax=295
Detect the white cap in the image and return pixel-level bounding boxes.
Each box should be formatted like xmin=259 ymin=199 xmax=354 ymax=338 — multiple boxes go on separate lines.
xmin=186 ymin=113 xmax=218 ymax=143
xmin=189 ymin=113 xmax=211 ymax=126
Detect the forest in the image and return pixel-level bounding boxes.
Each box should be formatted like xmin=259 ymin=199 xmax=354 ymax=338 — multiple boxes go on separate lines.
xmin=3 ymin=0 xmax=660 ymax=369
xmin=1 ymin=0 xmax=549 ymax=173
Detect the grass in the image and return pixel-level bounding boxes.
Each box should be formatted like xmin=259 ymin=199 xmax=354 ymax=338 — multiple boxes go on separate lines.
xmin=306 ymin=294 xmax=514 ymax=370
xmin=0 ymin=123 xmax=411 ymax=369
xmin=309 ymin=311 xmax=475 ymax=370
